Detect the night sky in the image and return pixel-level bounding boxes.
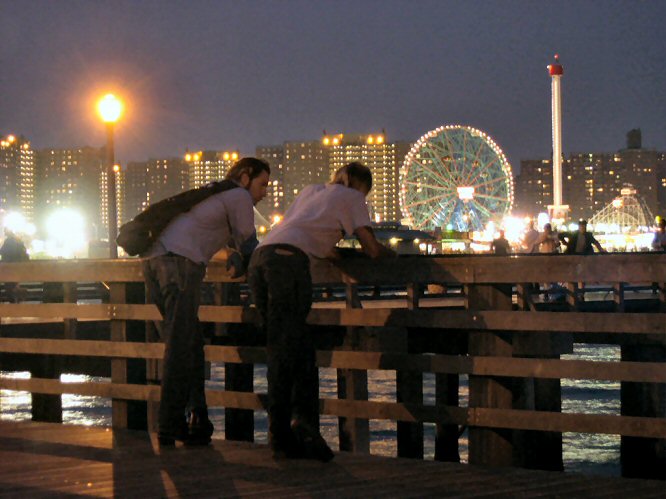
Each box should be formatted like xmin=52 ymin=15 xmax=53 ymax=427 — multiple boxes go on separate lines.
xmin=2 ymin=0 xmax=665 ymax=171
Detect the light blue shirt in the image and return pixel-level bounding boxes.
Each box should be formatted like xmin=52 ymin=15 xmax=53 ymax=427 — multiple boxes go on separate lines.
xmin=149 ymin=187 xmax=256 ymax=265
xmin=260 ymin=184 xmax=372 ymax=259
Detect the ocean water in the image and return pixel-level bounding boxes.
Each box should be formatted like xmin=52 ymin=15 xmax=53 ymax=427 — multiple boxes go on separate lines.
xmin=0 ymin=344 xmax=623 ymax=476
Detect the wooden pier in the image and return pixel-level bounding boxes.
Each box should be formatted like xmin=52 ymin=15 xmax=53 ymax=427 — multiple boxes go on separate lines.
xmin=0 ymin=420 xmax=663 ymax=498
xmin=0 ymin=253 xmax=665 ymax=492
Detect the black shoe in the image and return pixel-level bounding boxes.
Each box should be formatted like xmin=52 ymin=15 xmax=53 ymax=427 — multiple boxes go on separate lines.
xmin=291 ymin=419 xmax=334 ymax=463
xmin=187 ymin=409 xmax=214 ymax=445
xmin=158 ymin=423 xmax=189 ymax=448
xmin=269 ymin=429 xmax=306 ymax=460
xmin=158 ymin=418 xmax=211 ymax=448
xmin=271 ymin=445 xmax=305 ymax=460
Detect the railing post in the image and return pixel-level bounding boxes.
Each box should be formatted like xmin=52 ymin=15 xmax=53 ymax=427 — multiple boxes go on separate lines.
xmin=467 ymin=283 xmax=514 ymax=467
xmin=107 ymin=281 xmax=147 ymax=430
xmin=219 ymin=282 xmax=254 ymax=442
xmin=63 ymin=283 xmax=77 ymax=339
xmin=613 ymin=282 xmax=625 ymax=312
xmin=516 ymin=283 xmax=535 ymax=311
xmin=337 ymin=283 xmax=370 ymax=453
xmin=127 ymin=282 xmax=148 ymax=430
xmin=396 ymin=283 xmax=424 ymax=459
xmin=110 ymin=282 xmax=129 ymax=429
xmin=565 ymin=282 xmax=580 ymax=310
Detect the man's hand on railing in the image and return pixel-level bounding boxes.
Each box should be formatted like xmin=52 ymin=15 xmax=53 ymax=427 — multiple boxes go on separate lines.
xmin=226 ymin=249 xmax=245 ymax=278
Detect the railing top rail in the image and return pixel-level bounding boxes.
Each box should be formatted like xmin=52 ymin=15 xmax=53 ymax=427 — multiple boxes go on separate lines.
xmin=0 ymin=253 xmax=664 ymax=284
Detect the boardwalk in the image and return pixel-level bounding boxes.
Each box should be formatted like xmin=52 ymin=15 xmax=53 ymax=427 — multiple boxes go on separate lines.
xmin=0 ymin=421 xmax=662 ymax=498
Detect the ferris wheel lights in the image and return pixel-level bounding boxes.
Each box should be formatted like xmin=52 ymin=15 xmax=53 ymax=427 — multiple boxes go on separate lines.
xmin=400 ymin=125 xmax=514 ymax=231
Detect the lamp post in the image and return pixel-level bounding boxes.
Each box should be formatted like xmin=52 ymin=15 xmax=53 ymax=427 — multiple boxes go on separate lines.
xmin=97 ymin=94 xmax=123 ymax=258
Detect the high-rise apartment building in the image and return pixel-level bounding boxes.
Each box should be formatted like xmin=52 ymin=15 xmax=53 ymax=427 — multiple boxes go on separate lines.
xmin=515 ymin=131 xmax=666 ymax=220
xmin=256 ymin=134 xmax=411 ymax=222
xmin=35 ymin=146 xmax=104 ymax=232
xmin=1 ymin=134 xmax=35 ymax=222
xmin=282 ymin=140 xmax=328 ymax=209
xmin=121 ymin=158 xmax=189 ymax=224
xmin=256 ymin=145 xmax=285 ymax=220
xmin=185 ymin=150 xmax=239 ymax=189
xmin=322 ymin=132 xmax=409 ymax=222
xmin=514 ymin=159 xmax=553 ymax=216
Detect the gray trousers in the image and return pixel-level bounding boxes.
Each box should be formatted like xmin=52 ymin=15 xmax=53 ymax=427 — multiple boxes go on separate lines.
xmin=143 ymin=254 xmax=207 ymax=434
xmin=248 ymin=244 xmax=318 ymax=448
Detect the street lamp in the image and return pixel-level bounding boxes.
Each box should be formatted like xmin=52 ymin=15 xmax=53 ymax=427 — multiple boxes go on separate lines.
xmin=97 ymin=94 xmax=123 ymax=258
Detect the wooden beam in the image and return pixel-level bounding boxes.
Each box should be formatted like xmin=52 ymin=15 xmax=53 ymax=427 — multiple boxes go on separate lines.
xmin=1 ymin=339 xmax=665 ymax=383
xmin=1 ymin=252 xmax=665 ymax=284
xmin=2 ymin=377 xmax=665 ymax=439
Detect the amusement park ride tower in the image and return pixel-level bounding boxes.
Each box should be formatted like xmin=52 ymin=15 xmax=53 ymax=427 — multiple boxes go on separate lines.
xmin=547 ymin=54 xmax=570 ymax=222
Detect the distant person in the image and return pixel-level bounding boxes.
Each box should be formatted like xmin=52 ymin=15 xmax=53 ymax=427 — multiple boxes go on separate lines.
xmin=0 ymin=229 xmax=29 ymax=303
xmin=533 ymin=223 xmax=560 ymax=254
xmin=142 ymin=157 xmax=270 ymax=447
xmin=491 ymin=229 xmax=511 ymax=255
xmin=522 ymin=220 xmax=539 ymax=253
xmin=247 ymin=162 xmax=395 ymax=462
xmin=651 ymin=217 xmax=666 ymax=252
xmin=533 ymin=223 xmax=562 ymax=301
xmin=559 ymin=220 xmax=606 ymax=254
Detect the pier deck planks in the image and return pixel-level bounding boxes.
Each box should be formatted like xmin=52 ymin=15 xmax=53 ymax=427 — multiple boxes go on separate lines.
xmin=0 ymin=421 xmax=662 ymax=498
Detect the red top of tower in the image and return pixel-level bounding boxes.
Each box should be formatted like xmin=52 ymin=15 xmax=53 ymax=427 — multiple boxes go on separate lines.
xmin=548 ymin=54 xmax=563 ymax=76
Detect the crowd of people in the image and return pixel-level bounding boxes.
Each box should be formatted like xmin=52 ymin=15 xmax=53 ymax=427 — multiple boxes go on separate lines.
xmin=490 ymin=216 xmax=666 ymax=256
xmin=491 ymin=219 xmax=609 ymax=256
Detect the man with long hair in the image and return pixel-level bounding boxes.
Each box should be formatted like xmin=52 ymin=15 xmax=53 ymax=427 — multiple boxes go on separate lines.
xmin=143 ymin=157 xmax=270 ymax=447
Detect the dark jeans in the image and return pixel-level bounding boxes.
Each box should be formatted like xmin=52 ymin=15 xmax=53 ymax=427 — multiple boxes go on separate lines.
xmin=142 ymin=254 xmax=207 ymax=434
xmin=247 ymin=244 xmax=318 ymax=448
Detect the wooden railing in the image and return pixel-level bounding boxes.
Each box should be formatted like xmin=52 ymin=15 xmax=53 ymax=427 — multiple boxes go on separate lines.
xmin=0 ymin=254 xmax=664 ymax=479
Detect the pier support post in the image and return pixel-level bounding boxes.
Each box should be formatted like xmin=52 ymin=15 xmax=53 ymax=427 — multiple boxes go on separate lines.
xmin=512 ymin=282 xmax=568 ymax=471
xmin=397 ymin=283 xmax=424 ymax=459
xmin=30 ymin=355 xmax=62 ymax=423
xmin=620 ymin=341 xmax=666 ymax=480
xmin=219 ymin=282 xmax=254 ymax=442
xmin=31 ymin=282 xmax=63 ymax=423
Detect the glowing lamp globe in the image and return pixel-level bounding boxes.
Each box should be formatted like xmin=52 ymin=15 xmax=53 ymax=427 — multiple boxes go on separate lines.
xmin=97 ymin=94 xmax=123 ymax=123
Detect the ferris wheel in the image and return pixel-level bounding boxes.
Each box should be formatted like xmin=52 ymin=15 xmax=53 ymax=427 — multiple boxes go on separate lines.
xmin=400 ymin=125 xmax=514 ymax=231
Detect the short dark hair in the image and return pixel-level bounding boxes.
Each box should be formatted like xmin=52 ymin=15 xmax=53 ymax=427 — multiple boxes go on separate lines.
xmin=331 ymin=161 xmax=372 ymax=191
xmin=225 ymin=157 xmax=270 ymax=182
xmin=579 ymin=219 xmax=588 ymax=225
